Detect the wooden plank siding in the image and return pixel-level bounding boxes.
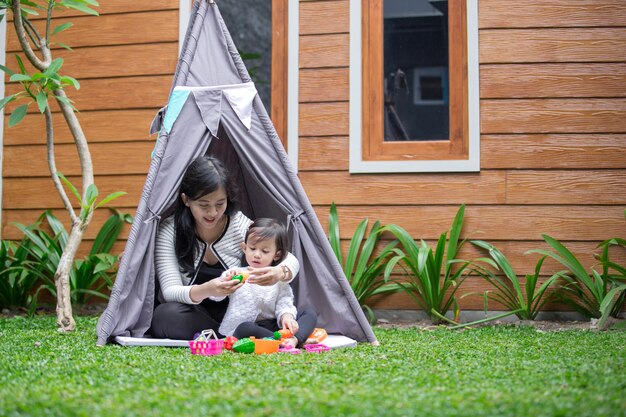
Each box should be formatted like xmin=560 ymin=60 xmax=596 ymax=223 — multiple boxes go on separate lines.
xmin=3 ymin=0 xmax=626 ymax=315
xmin=1 ymin=3 xmax=177 ymax=246
xmin=297 ymin=0 xmax=626 ymax=311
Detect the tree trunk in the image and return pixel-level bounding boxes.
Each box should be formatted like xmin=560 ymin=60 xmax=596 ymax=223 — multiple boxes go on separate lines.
xmin=55 ymin=222 xmax=86 ymax=331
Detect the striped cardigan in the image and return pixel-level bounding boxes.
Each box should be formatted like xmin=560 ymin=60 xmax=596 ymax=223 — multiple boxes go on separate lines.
xmin=154 ymin=211 xmax=299 ymax=304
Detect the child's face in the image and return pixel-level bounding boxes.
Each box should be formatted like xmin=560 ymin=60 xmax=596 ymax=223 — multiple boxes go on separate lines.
xmin=243 ymin=236 xmax=281 ymax=268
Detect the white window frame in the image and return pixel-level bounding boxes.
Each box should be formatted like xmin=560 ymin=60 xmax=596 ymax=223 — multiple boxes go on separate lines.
xmin=349 ymin=0 xmax=481 ymax=173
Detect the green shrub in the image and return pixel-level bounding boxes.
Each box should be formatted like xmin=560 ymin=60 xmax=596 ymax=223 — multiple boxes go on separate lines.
xmin=382 ymin=204 xmax=473 ymax=324
xmin=528 ymin=234 xmax=626 ymax=327
xmin=470 ymin=240 xmax=559 ymax=320
xmin=5 ymin=209 xmax=132 ymax=308
xmin=0 ymin=239 xmax=41 ymax=312
xmin=328 ymin=203 xmax=401 ymax=323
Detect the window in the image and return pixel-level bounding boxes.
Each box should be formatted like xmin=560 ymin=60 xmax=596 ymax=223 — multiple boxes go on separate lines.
xmin=350 ymin=0 xmax=479 ymax=172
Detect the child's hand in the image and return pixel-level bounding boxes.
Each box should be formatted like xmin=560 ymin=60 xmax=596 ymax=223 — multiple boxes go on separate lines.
xmin=281 ymin=314 xmax=299 ymax=334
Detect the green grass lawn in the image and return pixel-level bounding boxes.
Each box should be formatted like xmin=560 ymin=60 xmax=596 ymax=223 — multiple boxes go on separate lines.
xmin=1 ymin=316 xmax=624 ymax=417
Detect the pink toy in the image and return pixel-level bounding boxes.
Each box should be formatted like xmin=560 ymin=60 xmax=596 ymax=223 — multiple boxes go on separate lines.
xmin=278 ymin=345 xmax=301 ymax=354
xmin=188 ymin=329 xmax=224 ymax=356
xmin=304 ymin=343 xmax=330 ymax=353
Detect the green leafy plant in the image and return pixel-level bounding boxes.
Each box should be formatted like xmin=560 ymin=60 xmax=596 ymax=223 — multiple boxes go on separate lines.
xmin=0 ymin=0 xmax=103 ymax=331
xmin=470 ymin=240 xmax=559 ymax=320
xmin=328 ymin=203 xmax=401 ymax=323
xmin=11 ymin=209 xmax=132 ymax=307
xmin=382 ymin=204 xmax=473 ymax=324
xmin=0 ymin=239 xmax=42 ymax=313
xmin=528 ymin=234 xmax=626 ymax=328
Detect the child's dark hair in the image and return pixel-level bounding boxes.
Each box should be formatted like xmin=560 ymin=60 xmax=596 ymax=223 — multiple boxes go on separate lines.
xmin=174 ymin=155 xmax=238 ymax=273
xmin=244 ymin=218 xmax=289 ymax=265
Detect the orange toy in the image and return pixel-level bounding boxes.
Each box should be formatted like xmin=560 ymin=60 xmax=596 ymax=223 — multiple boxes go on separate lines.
xmin=250 ymin=337 xmax=281 ymax=354
xmin=308 ymin=328 xmax=327 ymax=343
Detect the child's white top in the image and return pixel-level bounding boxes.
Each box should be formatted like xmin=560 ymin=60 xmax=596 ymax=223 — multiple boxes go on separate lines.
xmin=217 ymin=280 xmax=297 ymax=336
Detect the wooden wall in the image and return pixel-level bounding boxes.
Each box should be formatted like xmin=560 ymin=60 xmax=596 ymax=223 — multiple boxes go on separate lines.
xmin=297 ymin=0 xmax=626 ymax=311
xmin=2 ymin=1 xmax=625 ymax=313
xmin=1 ymin=1 xmax=179 ymax=253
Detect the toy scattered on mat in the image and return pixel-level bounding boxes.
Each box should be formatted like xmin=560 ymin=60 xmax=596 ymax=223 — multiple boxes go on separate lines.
xmin=223 ymin=336 xmax=238 ymax=351
xmin=189 ymin=328 xmax=331 ymax=356
xmin=231 ymin=270 xmax=250 ymax=283
xmin=273 ymin=328 xmax=327 ymax=344
xmin=278 ymin=345 xmax=301 ymax=354
xmin=232 ymin=338 xmax=255 ymax=354
xmin=273 ymin=329 xmax=293 ymax=340
xmin=304 ymin=344 xmax=330 ymax=353
xmin=188 ymin=329 xmax=224 ymax=356
xmin=252 ymin=337 xmax=281 ymax=354
xmin=309 ymin=328 xmax=328 ymax=343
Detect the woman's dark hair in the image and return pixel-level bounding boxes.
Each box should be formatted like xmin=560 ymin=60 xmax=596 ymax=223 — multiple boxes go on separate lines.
xmin=174 ymin=155 xmax=238 ymax=273
xmin=244 ymin=218 xmax=289 ymax=265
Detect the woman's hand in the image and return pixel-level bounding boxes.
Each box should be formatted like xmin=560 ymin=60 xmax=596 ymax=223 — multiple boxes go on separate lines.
xmin=246 ymin=265 xmax=287 ymax=286
xmin=189 ymin=271 xmax=241 ymax=302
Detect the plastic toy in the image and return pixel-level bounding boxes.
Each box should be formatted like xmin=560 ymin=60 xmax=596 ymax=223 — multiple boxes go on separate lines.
xmin=308 ymin=328 xmax=328 ymax=343
xmin=188 ymin=329 xmax=224 ymax=355
xmin=252 ymin=338 xmax=281 ymax=354
xmin=304 ymin=343 xmax=330 ymax=353
xmin=232 ymin=337 xmax=255 ymax=353
xmin=232 ymin=270 xmax=250 ymax=283
xmin=273 ymin=329 xmax=293 ymax=340
xmin=223 ymin=336 xmax=238 ymax=350
xmin=278 ymin=345 xmax=301 ymax=354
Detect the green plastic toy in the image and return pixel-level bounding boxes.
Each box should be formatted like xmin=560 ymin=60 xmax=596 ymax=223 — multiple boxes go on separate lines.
xmin=232 ymin=338 xmax=255 ymax=353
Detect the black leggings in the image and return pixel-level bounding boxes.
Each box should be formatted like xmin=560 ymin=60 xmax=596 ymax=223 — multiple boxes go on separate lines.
xmin=150 ymin=302 xmax=226 ymax=340
xmin=233 ymin=309 xmax=317 ymax=347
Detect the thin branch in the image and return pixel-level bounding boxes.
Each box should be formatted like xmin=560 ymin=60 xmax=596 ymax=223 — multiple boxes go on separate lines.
xmin=53 ymin=88 xmax=95 ymax=211
xmin=45 ymin=0 xmax=54 ymax=48
xmin=22 ymin=15 xmax=40 ymax=46
xmin=44 ymin=105 xmax=78 ymax=224
xmin=11 ymin=0 xmax=50 ymax=71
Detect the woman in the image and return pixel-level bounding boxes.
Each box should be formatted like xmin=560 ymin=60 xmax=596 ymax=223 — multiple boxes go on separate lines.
xmin=150 ymin=156 xmax=299 ymax=340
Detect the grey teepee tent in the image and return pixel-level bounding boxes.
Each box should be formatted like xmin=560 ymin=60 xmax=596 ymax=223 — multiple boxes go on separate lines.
xmin=96 ymin=0 xmax=377 ymax=345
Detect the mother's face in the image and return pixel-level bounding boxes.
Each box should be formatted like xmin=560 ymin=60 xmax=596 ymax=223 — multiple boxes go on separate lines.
xmin=182 ymin=187 xmax=228 ymax=231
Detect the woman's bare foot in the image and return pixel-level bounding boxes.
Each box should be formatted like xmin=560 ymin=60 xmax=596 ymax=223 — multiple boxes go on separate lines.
xmin=304 ymin=337 xmax=319 ymax=345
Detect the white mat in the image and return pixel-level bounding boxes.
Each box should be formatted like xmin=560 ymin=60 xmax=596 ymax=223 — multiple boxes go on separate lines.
xmin=114 ymin=334 xmax=357 ymax=349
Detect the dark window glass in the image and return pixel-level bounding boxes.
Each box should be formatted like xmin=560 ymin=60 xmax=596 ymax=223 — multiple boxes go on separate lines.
xmin=383 ymin=0 xmax=449 ymax=141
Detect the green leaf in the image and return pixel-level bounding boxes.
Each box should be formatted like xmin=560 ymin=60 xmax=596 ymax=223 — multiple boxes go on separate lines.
xmin=60 ymin=76 xmax=80 ymax=90
xmin=345 ymin=218 xmax=368 ymax=279
xmin=57 ymin=172 xmax=82 ymax=205
xmin=446 ymin=204 xmax=465 ymax=262
xmin=85 ymin=183 xmax=99 ymax=208
xmin=328 ymin=202 xmax=343 ymax=267
xmin=35 ymin=91 xmax=48 ymax=113
xmin=0 ymin=64 xmax=15 ymax=76
xmin=63 ymin=2 xmax=99 ymax=16
xmin=44 ymin=58 xmax=64 ymax=77
xmin=95 ymin=191 xmax=126 ymax=209
xmin=14 ymin=54 xmax=27 ymax=75
xmin=8 ymin=104 xmax=29 ymax=127
xmin=90 ymin=212 xmax=124 ymax=255
xmin=54 ymin=94 xmax=77 ymax=111
xmin=54 ymin=42 xmax=74 ymax=51
xmin=52 ymin=22 xmax=73 ymax=35
xmin=0 ymin=94 xmax=17 ymax=111
xmin=9 ymin=73 xmax=33 ymax=82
